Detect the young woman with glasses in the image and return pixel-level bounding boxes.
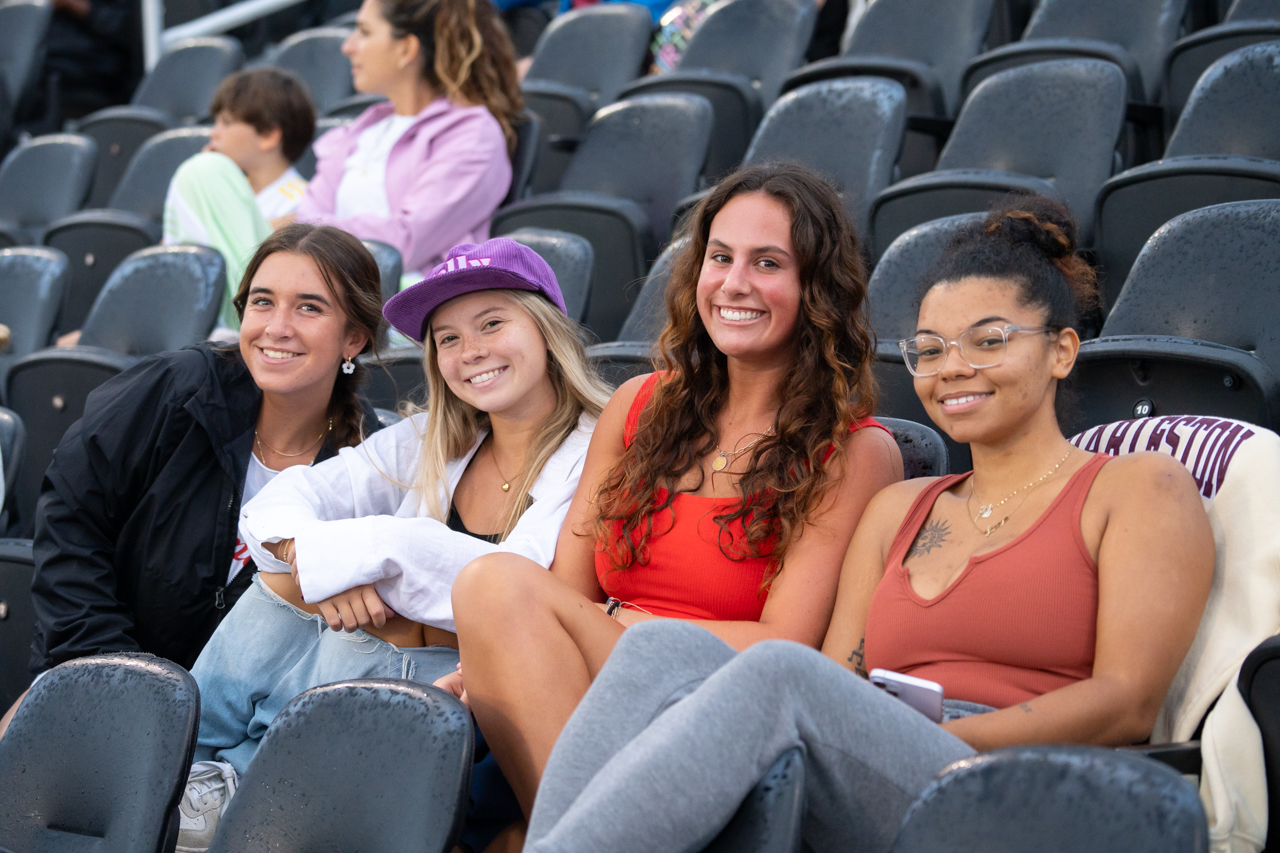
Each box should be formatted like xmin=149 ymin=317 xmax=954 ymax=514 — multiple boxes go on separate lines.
xmin=513 ymin=196 xmax=1216 ymax=853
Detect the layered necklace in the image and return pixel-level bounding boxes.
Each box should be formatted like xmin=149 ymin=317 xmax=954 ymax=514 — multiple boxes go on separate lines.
xmin=255 ymin=418 xmax=332 ymax=468
xmin=966 ymin=447 xmax=1074 ymax=537
xmin=711 ymin=430 xmax=773 ymax=472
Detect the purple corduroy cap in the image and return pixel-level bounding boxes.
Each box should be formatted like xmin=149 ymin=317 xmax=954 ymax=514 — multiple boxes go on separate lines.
xmin=383 ymin=238 xmax=567 ymax=342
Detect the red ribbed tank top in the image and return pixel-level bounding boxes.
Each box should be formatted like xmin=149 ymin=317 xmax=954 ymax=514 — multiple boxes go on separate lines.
xmin=595 ymin=373 xmax=887 ymax=621
xmin=864 ymin=453 xmax=1109 ymax=709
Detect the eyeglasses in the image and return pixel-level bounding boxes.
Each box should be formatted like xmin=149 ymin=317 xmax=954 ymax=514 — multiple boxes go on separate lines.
xmin=897 ymin=325 xmax=1057 ymax=377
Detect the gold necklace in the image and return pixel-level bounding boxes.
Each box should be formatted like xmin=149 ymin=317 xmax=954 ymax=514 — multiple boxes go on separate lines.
xmin=489 ymin=440 xmax=520 ymax=492
xmin=255 ymin=418 xmax=331 ymax=463
xmin=967 ymin=447 xmax=1074 ymax=537
xmin=711 ymin=430 xmax=773 ymax=472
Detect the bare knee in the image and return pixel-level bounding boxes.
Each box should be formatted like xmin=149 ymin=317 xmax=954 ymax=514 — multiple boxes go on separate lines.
xmin=452 ymin=553 xmax=549 ymax=634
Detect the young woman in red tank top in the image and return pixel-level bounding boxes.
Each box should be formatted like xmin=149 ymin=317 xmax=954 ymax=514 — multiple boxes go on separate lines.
xmin=510 ymin=197 xmax=1217 ymax=853
xmin=439 ymin=164 xmax=903 ymax=825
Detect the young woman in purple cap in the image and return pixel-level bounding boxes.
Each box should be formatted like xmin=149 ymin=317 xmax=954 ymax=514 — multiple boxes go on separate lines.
xmin=166 ymin=237 xmax=610 ymax=852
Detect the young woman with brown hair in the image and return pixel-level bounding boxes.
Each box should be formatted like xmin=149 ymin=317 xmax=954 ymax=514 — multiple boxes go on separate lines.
xmin=440 ymin=163 xmax=903 ymax=824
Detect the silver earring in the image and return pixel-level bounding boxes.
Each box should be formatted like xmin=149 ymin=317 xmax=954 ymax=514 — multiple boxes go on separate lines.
xmin=341 ymin=357 xmax=355 ymax=375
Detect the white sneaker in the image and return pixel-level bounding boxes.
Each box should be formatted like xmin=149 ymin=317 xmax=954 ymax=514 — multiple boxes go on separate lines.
xmin=176 ymin=760 xmax=239 ymax=853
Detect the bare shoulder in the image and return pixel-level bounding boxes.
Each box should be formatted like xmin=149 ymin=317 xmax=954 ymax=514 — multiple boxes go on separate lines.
xmin=858 ymin=475 xmax=936 ymax=525
xmin=1093 ymin=451 xmax=1203 ymax=505
xmin=589 ymin=374 xmax=653 ymax=452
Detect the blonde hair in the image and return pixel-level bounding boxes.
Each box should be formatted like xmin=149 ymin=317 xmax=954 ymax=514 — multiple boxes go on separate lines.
xmin=409 ymin=290 xmax=611 ymax=539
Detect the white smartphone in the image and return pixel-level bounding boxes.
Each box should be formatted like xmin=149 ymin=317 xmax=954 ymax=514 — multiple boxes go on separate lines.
xmin=869 ymin=668 xmax=945 ymax=723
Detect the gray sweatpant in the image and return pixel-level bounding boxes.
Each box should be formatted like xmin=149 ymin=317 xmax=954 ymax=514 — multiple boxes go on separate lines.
xmin=525 ymin=620 xmax=981 ymax=853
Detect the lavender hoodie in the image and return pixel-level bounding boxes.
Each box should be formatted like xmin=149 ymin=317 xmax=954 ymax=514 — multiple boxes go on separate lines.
xmin=296 ymin=98 xmax=512 ymax=274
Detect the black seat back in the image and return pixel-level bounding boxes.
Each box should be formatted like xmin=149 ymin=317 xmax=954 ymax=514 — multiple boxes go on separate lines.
xmin=0 ymin=135 xmax=97 ymax=233
xmin=109 ymin=127 xmax=212 ymax=220
xmin=890 ymin=745 xmax=1207 ymax=852
xmin=938 ymin=60 xmax=1127 ymax=241
xmin=79 ymin=246 xmax=226 ymax=355
xmin=132 ymin=37 xmax=245 ymax=123
xmin=1019 ymin=0 xmax=1188 ymax=102
xmin=361 ymin=345 xmax=425 ymax=411
xmin=361 ymin=239 xmax=402 ymax=308
xmin=506 ymin=227 xmax=594 ymax=323
xmin=525 ymin=4 xmax=654 ymax=105
xmin=296 ymin=116 xmax=348 ymax=181
xmin=677 ymin=0 xmax=818 ymax=108
xmin=0 ymin=407 xmax=24 ymax=499
xmin=561 ymin=94 xmax=714 ymax=245
xmin=744 ymin=78 xmax=906 ymax=235
xmin=843 ymin=0 xmax=995 ymax=115
xmin=0 ymin=247 xmax=67 ymax=359
xmin=0 ymin=539 xmax=34 ymax=709
xmin=0 ymin=0 xmax=52 ymax=111
xmin=208 ymin=679 xmax=473 ymax=853
xmin=273 ymin=28 xmax=354 ymax=115
xmin=618 ymin=237 xmax=685 ymax=343
xmin=504 ymin=110 xmax=541 ymax=207
xmin=878 ymin=416 xmax=950 ymax=478
xmin=1164 ymin=41 xmax=1280 ymax=159
xmin=1238 ymin=632 xmax=1280 ymax=839
xmin=1228 ymin=0 xmax=1280 ymax=15
xmin=0 ymin=653 xmax=200 ymax=853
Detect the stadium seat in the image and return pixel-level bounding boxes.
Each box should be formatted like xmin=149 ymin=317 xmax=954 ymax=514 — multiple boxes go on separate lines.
xmin=701 ymin=748 xmax=805 ymax=853
xmin=673 ymin=77 xmax=907 ymax=237
xmin=521 ymin=4 xmax=654 ymax=193
xmin=0 ymin=0 xmax=53 ymax=142
xmin=0 ymin=134 xmax=97 ymax=248
xmin=960 ymin=0 xmax=1187 ymax=106
xmin=75 ymin=110 xmax=174 ymax=209
xmin=296 ymin=115 xmax=349 ymax=180
xmin=878 ymin=418 xmax=950 ymax=478
xmin=1237 ymin=632 xmax=1280 ymax=844
xmin=866 ymin=213 xmax=982 ymax=472
xmin=616 ymin=0 xmax=818 ymax=179
xmin=1093 ymin=42 xmax=1280 ymax=306
xmin=130 ymin=36 xmax=245 ymax=124
xmin=0 ymin=247 xmax=67 ymax=389
xmin=869 ymin=60 xmax=1127 ymax=260
xmin=361 ymin=239 xmax=403 ymax=307
xmin=5 ymin=246 xmax=225 ymax=532
xmin=1164 ymin=0 xmax=1280 ymax=124
xmin=325 ymin=92 xmax=388 ymax=118
xmin=889 ymin=746 xmax=1207 ymax=852
xmin=274 ymin=27 xmax=355 ymax=116
xmin=504 ymin=110 xmax=542 ymax=207
xmin=0 ymin=408 xmax=23 ymax=504
xmin=492 ymin=94 xmax=713 ymax=341
xmin=0 ymin=653 xmax=200 ymax=853
xmin=44 ymin=127 xmax=211 ymax=337
xmin=1074 ymin=200 xmax=1280 ymax=432
xmin=506 ymin=227 xmax=594 ymax=323
xmin=780 ymin=0 xmax=996 ymax=176
xmin=206 ymin=679 xmax=473 ymax=853
xmin=361 ymin=344 xmax=426 ymax=411
xmin=617 ymin=236 xmax=683 ymax=344
xmin=0 ymin=538 xmax=33 ymax=708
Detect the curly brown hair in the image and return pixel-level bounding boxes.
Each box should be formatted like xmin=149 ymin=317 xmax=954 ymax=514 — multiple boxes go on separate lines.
xmin=379 ymin=0 xmax=524 ymax=153
xmin=592 ymin=163 xmax=879 ymax=586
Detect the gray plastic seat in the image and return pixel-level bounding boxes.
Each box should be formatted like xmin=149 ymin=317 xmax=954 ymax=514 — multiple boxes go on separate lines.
xmin=1165 ymin=0 xmax=1280 ymax=123
xmin=961 ymin=0 xmax=1187 ymax=105
xmin=492 ymin=94 xmax=713 ymax=341
xmin=781 ymin=0 xmax=996 ymax=176
xmin=0 ymin=539 xmax=34 ymax=707
xmin=0 ymin=0 xmax=52 ymax=138
xmin=878 ymin=417 xmax=950 ymax=477
xmin=890 ymin=745 xmax=1207 ymax=852
xmin=869 ymin=60 xmax=1127 ymax=260
xmin=1093 ymin=42 xmax=1280 ymax=307
xmin=0 ymin=408 xmax=23 ymax=502
xmin=207 ymin=679 xmax=473 ymax=853
xmin=522 ymin=4 xmax=655 ymax=194
xmin=0 ymin=247 xmax=67 ymax=381
xmin=44 ymin=127 xmax=212 ymax=337
xmin=504 ymin=110 xmax=542 ymax=207
xmin=0 ymin=653 xmax=200 ymax=853
xmin=617 ymin=237 xmax=685 ymax=343
xmin=675 ymin=77 xmax=907 ymax=237
xmin=132 ymin=36 xmax=245 ymax=123
xmin=1075 ymin=200 xmax=1280 ymax=432
xmin=360 ymin=343 xmax=426 ymax=411
xmin=274 ymin=28 xmax=354 ymax=115
xmin=0 ymin=134 xmax=97 ymax=248
xmin=617 ymin=0 xmax=818 ymax=179
xmin=1238 ymin=632 xmax=1280 ymax=847
xmin=296 ymin=115 xmax=350 ymax=180
xmin=362 ymin=239 xmax=403 ymax=307
xmin=506 ymin=227 xmax=593 ymax=323
xmin=75 ymin=110 xmax=174 ymax=209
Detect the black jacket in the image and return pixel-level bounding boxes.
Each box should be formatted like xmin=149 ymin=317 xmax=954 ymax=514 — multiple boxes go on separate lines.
xmin=29 ymin=342 xmax=379 ymax=673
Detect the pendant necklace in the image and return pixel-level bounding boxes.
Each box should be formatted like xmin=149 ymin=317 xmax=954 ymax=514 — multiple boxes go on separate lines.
xmin=711 ymin=430 xmax=773 ymax=472
xmin=967 ymin=446 xmax=1074 ymax=537
xmin=489 ymin=440 xmax=519 ymax=492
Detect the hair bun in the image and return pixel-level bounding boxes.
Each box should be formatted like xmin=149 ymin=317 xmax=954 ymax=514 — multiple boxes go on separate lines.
xmin=983 ymin=195 xmax=1079 ymax=260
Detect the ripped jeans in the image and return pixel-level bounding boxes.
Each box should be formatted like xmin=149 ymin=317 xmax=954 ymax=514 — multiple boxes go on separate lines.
xmin=190 ymin=574 xmax=460 ymax=777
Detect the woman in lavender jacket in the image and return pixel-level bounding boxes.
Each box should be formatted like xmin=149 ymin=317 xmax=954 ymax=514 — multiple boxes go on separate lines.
xmin=291 ymin=0 xmax=524 ymax=277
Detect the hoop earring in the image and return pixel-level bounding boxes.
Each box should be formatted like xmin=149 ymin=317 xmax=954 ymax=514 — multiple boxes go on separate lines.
xmin=341 ymin=357 xmax=355 ymax=375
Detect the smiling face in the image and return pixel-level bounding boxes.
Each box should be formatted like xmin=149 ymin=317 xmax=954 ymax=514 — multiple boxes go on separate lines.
xmin=343 ymin=0 xmax=419 ymax=96
xmin=239 ymin=252 xmax=368 ymax=399
xmin=430 ymin=290 xmax=558 ymax=422
xmin=913 ymin=276 xmax=1079 ymax=446
xmin=695 ymin=192 xmax=802 ymax=367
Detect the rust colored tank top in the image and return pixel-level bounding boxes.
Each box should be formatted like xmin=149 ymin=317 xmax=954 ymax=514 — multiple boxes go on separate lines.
xmin=595 ymin=373 xmax=887 ymax=621
xmin=864 ymin=453 xmax=1110 ymax=709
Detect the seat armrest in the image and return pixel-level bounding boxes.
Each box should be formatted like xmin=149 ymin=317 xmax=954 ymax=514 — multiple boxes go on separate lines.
xmin=619 ymin=70 xmax=764 ymax=125
xmin=44 ymin=208 xmax=163 ymax=244
xmin=781 ymin=55 xmax=946 ymax=115
xmin=521 ymin=79 xmax=597 ymax=123
xmin=963 ymin=39 xmax=1145 ymax=103
xmin=1100 ymin=155 xmax=1280 ymax=197
xmin=1119 ymin=741 xmax=1202 ymax=776
xmin=875 ymin=169 xmax=1064 ymax=203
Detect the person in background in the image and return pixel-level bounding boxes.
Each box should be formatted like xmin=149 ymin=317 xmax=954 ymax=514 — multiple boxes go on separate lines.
xmin=36 ymin=0 xmax=138 ymax=123
xmin=290 ymin=0 xmax=523 ymax=280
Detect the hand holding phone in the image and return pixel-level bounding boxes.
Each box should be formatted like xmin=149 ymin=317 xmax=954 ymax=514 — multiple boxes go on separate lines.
xmin=869 ymin=668 xmax=944 ymax=723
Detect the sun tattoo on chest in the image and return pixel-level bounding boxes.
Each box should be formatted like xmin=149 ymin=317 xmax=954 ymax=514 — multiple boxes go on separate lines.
xmin=907 ymin=518 xmax=952 ymax=559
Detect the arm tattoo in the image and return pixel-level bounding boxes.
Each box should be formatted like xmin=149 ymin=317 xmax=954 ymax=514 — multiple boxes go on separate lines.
xmin=1019 ymin=702 xmax=1033 ymax=714
xmin=847 ymin=638 xmax=867 ymax=677
xmin=907 ymin=519 xmax=952 ymax=558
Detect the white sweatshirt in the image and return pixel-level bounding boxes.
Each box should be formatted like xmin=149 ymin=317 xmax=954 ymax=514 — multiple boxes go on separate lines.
xmin=239 ymin=412 xmax=595 ymax=632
